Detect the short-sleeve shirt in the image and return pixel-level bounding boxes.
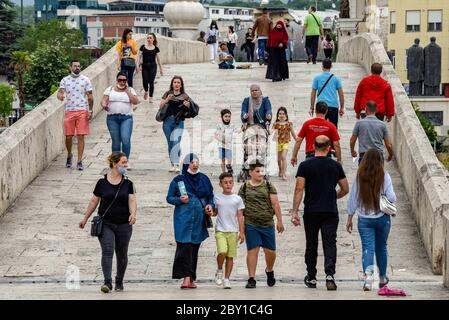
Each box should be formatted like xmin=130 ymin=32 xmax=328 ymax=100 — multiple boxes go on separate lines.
xmin=352 ymin=116 xmax=389 ymax=154
xmin=312 ymin=72 xmax=342 ymax=108
xmin=296 ymin=157 xmax=346 ymax=214
xmin=298 ymin=118 xmax=340 ymax=154
xmin=116 ymin=39 xmax=138 ymax=60
xmin=59 ymin=75 xmax=92 ymax=111
xmin=215 ymin=123 xmax=237 ymax=149
xmin=274 ymin=121 xmax=292 ymax=144
xmin=93 ymin=176 xmax=135 ymax=224
xmin=304 ymin=13 xmax=321 ymax=36
xmin=140 ymin=45 xmax=160 ymax=65
xmin=214 ymin=193 xmax=245 ymax=232
xmin=238 ymin=181 xmax=277 ymax=228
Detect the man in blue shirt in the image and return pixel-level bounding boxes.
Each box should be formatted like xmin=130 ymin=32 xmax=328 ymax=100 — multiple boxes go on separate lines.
xmin=310 ymin=59 xmax=345 ymax=128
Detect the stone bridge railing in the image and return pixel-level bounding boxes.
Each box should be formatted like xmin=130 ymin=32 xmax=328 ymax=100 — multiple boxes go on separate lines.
xmin=338 ymin=33 xmax=449 ymax=287
xmin=0 ymin=35 xmax=208 ymax=218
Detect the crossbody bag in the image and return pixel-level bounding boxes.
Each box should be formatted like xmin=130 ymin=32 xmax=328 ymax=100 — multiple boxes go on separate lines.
xmin=318 ymin=74 xmax=334 ymax=97
xmin=91 ymin=175 xmax=125 ymax=237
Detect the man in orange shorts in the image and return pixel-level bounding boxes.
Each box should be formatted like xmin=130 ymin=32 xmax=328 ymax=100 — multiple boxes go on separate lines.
xmin=57 ymin=60 xmax=94 ymax=170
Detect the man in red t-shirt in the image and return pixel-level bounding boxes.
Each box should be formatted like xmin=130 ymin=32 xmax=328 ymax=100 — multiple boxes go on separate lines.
xmin=291 ymin=102 xmax=341 ymax=166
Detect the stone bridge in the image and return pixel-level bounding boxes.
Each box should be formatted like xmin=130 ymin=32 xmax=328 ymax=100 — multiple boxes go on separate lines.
xmin=0 ymin=34 xmax=448 ymax=299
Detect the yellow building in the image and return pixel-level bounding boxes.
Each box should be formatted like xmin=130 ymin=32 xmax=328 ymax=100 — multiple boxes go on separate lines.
xmin=388 ymin=0 xmax=449 ymax=86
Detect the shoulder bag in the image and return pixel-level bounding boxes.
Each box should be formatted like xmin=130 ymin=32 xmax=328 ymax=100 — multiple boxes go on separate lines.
xmin=91 ymin=175 xmax=125 ymax=237
xmin=311 ymin=13 xmax=321 ymax=29
xmin=156 ymin=104 xmax=169 ymax=122
xmin=380 ymin=195 xmax=397 ymax=217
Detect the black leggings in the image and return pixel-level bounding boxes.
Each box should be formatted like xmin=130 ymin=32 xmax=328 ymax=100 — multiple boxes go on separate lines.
xmin=98 ymin=222 xmax=133 ymax=285
xmin=246 ymin=42 xmax=255 ymax=62
xmin=142 ymin=63 xmax=158 ymax=97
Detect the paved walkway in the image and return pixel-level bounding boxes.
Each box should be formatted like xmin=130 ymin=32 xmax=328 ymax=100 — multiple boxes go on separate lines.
xmin=0 ymin=62 xmax=448 ymax=299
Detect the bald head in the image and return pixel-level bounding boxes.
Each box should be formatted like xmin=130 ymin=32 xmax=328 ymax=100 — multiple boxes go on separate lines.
xmin=315 ymin=135 xmax=331 ymax=152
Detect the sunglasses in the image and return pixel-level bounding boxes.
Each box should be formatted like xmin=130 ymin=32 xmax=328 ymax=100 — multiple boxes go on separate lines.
xmin=117 ymin=78 xmax=127 ymax=82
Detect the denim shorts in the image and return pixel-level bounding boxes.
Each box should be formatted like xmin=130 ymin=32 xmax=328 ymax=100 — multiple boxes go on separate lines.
xmin=245 ymin=224 xmax=276 ymax=251
xmin=219 ymin=147 xmax=232 ymax=160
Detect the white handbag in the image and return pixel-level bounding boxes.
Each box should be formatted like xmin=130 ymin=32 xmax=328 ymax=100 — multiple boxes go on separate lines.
xmin=380 ymin=195 xmax=397 ymax=216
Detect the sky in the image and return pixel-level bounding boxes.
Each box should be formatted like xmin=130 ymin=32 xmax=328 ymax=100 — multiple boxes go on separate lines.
xmin=11 ymin=0 xmax=35 ymax=6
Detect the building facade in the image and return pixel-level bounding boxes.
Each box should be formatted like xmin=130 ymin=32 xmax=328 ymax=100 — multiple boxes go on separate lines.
xmin=388 ymin=0 xmax=449 ymax=86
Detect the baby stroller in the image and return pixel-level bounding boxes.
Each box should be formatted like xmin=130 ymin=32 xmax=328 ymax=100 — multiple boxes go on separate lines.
xmin=237 ymin=123 xmax=270 ymax=183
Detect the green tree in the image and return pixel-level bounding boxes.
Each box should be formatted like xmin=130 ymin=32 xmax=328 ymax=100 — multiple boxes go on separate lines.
xmin=18 ymin=19 xmax=83 ymax=55
xmin=10 ymin=51 xmax=30 ymax=117
xmin=24 ymin=43 xmax=69 ymax=103
xmin=413 ymin=104 xmax=438 ymax=146
xmin=13 ymin=4 xmax=34 ymax=25
xmin=0 ymin=0 xmax=24 ymax=77
xmin=0 ymin=83 xmax=14 ymax=126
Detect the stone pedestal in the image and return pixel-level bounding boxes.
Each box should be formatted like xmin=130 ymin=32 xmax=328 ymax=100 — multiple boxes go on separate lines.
xmin=163 ymin=0 xmax=204 ymax=40
xmin=338 ymin=18 xmax=362 ymax=45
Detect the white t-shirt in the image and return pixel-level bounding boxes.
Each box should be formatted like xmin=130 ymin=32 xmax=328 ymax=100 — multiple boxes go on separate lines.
xmin=59 ymin=75 xmax=93 ymax=111
xmin=214 ymin=193 xmax=245 ymax=232
xmin=103 ymin=86 xmax=137 ymax=115
xmin=215 ymin=123 xmax=237 ymax=150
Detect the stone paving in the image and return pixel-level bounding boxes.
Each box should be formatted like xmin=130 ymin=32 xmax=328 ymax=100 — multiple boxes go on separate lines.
xmin=0 ymin=62 xmax=448 ymax=299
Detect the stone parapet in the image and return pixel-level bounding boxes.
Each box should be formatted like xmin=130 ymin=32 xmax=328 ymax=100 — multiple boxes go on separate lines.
xmin=337 ymin=33 xmax=449 ymax=283
xmin=0 ymin=35 xmax=208 ymax=217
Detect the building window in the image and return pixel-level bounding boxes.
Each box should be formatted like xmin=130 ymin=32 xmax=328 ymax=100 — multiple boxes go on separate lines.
xmin=406 ymin=10 xmax=421 ymax=32
xmin=421 ymin=111 xmax=443 ymax=126
xmin=136 ymin=18 xmax=141 ymax=21
xmin=390 ymin=11 xmax=396 ymax=33
xmin=152 ymin=18 xmax=157 ymax=22
xmin=97 ymin=28 xmax=101 ymax=37
xmin=428 ymin=10 xmax=442 ymax=31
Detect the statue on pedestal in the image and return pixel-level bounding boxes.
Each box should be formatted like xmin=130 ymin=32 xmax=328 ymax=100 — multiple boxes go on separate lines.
xmin=424 ymin=37 xmax=442 ymax=96
xmin=340 ymin=0 xmax=350 ymax=19
xmin=407 ymin=39 xmax=424 ymax=96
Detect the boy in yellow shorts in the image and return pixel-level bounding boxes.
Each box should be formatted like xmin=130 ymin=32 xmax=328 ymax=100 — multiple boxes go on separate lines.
xmin=213 ymin=172 xmax=245 ymax=288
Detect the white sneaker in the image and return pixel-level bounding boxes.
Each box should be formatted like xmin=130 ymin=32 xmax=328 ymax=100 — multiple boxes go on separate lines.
xmin=363 ymin=273 xmax=373 ymax=291
xmin=223 ymin=278 xmax=231 ymax=289
xmin=175 ymin=165 xmax=180 ymax=173
xmin=215 ymin=269 xmax=223 ymax=286
xmin=169 ymin=165 xmax=176 ymax=172
xmin=210 ymin=60 xmax=216 ymax=64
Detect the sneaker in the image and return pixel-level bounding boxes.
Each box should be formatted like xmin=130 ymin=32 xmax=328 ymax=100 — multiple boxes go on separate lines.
xmin=77 ymin=161 xmax=84 ymax=171
xmin=379 ymin=276 xmax=390 ymax=289
xmin=66 ymin=154 xmax=73 ymax=168
xmin=175 ymin=165 xmax=180 ymax=173
xmin=304 ymin=275 xmax=317 ymax=288
xmin=245 ymin=277 xmax=256 ymax=289
xmin=100 ymin=282 xmax=112 ymax=293
xmin=307 ymin=56 xmax=312 ymax=64
xmin=149 ymin=96 xmax=153 ymax=103
xmin=143 ymin=92 xmax=148 ymax=100
xmin=223 ymin=278 xmax=231 ymax=289
xmin=266 ymin=269 xmax=276 ymax=287
xmin=226 ymin=164 xmax=233 ymax=175
xmin=169 ymin=165 xmax=176 ymax=172
xmin=325 ymin=275 xmax=337 ymax=291
xmin=215 ymin=269 xmax=223 ymax=286
xmin=115 ymin=282 xmax=124 ymax=292
xmin=363 ymin=273 xmax=374 ymax=291
xmin=258 ymin=58 xmax=264 ymax=66
xmin=211 ymin=60 xmax=216 ymax=64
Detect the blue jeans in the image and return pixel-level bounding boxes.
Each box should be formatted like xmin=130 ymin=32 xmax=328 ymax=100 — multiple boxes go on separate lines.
xmin=106 ymin=114 xmax=133 ymax=159
xmin=285 ymin=40 xmax=293 ymax=61
xmin=258 ymin=39 xmax=268 ymax=63
xmin=358 ymin=215 xmax=391 ymax=277
xmin=162 ymin=115 xmax=184 ymax=165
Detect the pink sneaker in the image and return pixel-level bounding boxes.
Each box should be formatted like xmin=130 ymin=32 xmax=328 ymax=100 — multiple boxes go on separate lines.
xmin=377 ymin=285 xmax=407 ymax=296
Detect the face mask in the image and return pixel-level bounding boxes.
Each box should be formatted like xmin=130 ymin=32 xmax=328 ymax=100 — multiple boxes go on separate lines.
xmin=286 ymin=24 xmax=290 ymax=27
xmin=71 ymin=70 xmax=80 ymax=76
xmin=117 ymin=84 xmax=126 ymax=89
xmin=118 ymin=166 xmax=127 ymax=175
xmin=212 ymin=26 xmax=216 ymax=29
xmin=187 ymin=168 xmax=200 ymax=175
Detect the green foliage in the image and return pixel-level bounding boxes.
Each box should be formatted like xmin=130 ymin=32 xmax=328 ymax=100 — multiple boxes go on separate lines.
xmin=18 ymin=19 xmax=83 ymax=55
xmin=24 ymin=43 xmax=69 ymax=103
xmin=0 ymin=0 xmax=25 ymax=76
xmin=50 ymin=84 xmax=59 ymax=95
xmin=0 ymin=83 xmax=14 ymax=118
xmin=413 ymin=104 xmax=438 ymax=145
xmin=10 ymin=50 xmax=30 ymax=117
xmin=100 ymin=38 xmax=116 ymax=53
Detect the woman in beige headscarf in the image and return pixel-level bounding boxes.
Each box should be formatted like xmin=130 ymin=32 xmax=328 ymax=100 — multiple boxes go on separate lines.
xmin=241 ymin=84 xmax=272 ymax=131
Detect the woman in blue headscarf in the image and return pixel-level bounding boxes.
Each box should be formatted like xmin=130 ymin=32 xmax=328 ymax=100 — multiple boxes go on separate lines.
xmin=166 ymin=153 xmax=214 ymax=289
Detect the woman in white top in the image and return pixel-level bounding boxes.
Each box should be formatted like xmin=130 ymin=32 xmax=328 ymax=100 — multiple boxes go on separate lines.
xmin=226 ymin=26 xmax=238 ymax=57
xmin=346 ymin=148 xmax=397 ymax=291
xmin=101 ymin=72 xmax=139 ymax=161
xmin=205 ymin=20 xmax=220 ymax=63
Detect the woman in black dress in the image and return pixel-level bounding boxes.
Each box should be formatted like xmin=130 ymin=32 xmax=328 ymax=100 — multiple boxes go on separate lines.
xmin=266 ymin=21 xmax=289 ymax=82
xmin=137 ymin=33 xmax=164 ymax=102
